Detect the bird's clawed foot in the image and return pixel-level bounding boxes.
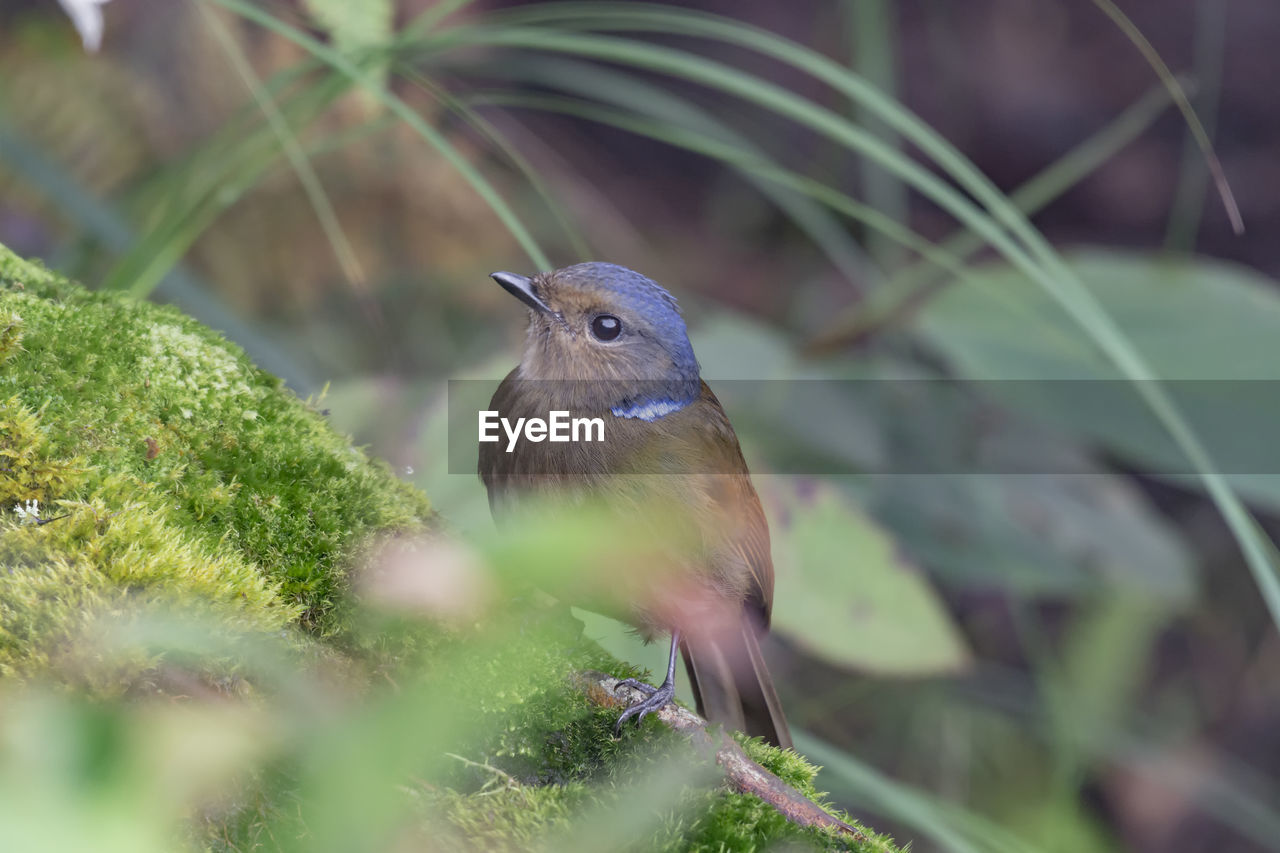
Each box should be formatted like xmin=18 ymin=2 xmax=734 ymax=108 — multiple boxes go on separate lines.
xmin=613 ymin=677 xmax=676 ymax=735
xmin=614 ymin=677 xmax=658 ymax=696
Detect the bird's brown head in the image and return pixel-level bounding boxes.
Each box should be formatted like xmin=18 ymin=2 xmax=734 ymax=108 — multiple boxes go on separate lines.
xmin=490 ymin=263 xmax=701 ymax=416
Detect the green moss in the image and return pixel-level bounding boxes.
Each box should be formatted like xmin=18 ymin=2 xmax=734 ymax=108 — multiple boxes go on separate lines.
xmin=0 ymin=395 xmax=85 ymax=503
xmin=0 ymin=492 xmax=293 ymax=690
xmin=0 ymin=307 xmax=21 ymax=361
xmin=0 ymin=245 xmax=432 ymax=690
xmin=433 ymin=782 xmax=594 ymax=850
xmin=0 ymin=245 xmax=431 ymax=652
xmin=412 ymin=607 xmax=894 ymax=852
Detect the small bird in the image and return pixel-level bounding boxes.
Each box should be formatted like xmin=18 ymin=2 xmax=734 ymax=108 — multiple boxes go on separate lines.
xmin=479 ymin=262 xmax=791 ymax=749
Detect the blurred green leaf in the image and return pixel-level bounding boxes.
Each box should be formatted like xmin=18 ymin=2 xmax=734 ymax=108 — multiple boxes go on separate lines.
xmin=766 ymin=480 xmax=971 ymax=676
xmin=0 ymin=689 xmax=272 ymax=853
xmin=1040 ymin=594 xmax=1167 ymax=790
xmin=921 ymin=250 xmax=1280 ymax=381
xmin=919 ymin=250 xmax=1280 ymax=510
xmin=303 ymin=0 xmax=394 ymax=59
xmin=692 ymin=314 xmax=887 ymax=473
xmin=693 ymin=314 xmax=1194 ymax=602
xmin=876 ymin=471 xmax=1194 ymax=601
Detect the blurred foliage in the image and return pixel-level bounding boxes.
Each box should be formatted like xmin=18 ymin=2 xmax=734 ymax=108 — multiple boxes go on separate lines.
xmin=2 ymin=0 xmax=1280 ymax=851
xmin=921 ymin=250 xmax=1280 ymax=509
xmin=767 ymin=479 xmax=971 ymax=675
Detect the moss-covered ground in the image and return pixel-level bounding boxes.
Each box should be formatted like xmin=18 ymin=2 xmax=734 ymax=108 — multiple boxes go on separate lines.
xmin=0 ymin=243 xmax=899 ymax=852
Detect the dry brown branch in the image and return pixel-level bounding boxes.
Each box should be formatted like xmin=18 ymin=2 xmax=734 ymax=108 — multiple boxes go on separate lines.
xmin=573 ymin=670 xmax=866 ymax=841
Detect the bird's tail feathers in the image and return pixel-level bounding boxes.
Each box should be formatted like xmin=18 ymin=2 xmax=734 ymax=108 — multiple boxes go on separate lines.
xmin=681 ymin=614 xmax=792 ymax=750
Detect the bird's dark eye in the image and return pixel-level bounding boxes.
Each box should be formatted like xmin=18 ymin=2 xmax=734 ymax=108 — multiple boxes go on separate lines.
xmin=590 ymin=314 xmax=622 ymax=341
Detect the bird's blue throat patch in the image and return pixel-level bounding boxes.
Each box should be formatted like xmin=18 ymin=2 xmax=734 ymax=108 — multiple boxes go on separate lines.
xmin=610 ymin=382 xmax=700 ymax=422
xmin=610 ymin=396 xmax=689 ymax=422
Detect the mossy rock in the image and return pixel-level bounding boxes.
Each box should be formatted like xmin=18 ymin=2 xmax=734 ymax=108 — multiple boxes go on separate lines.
xmin=0 ymin=244 xmax=431 ymax=680
xmin=0 ymin=244 xmax=897 ymax=852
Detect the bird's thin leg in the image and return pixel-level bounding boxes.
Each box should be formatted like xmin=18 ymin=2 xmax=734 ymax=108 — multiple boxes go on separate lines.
xmin=614 ymin=630 xmax=680 ymax=734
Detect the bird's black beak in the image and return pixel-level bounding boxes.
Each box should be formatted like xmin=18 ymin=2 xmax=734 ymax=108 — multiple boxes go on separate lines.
xmin=490 ymin=271 xmax=553 ymax=315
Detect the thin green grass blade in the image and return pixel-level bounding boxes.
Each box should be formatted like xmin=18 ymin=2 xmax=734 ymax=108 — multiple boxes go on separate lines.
xmin=1165 ymin=0 xmax=1226 ymax=250
xmin=102 ymin=71 xmax=352 ymax=296
xmin=199 ymin=3 xmax=379 ymax=323
xmin=402 ymin=0 xmax=481 ymax=40
xmin=447 ymin=26 xmax=1042 ymax=270
xmin=807 ymin=81 xmax=1179 ymax=350
xmin=492 ymin=56 xmax=874 ymax=285
xmin=847 ymin=0 xmax=907 ymax=270
xmin=457 ymin=7 xmax=1100 ymax=302
xmin=398 ymin=67 xmax=592 ymax=260
xmin=206 ymin=0 xmax=551 ymax=271
xmin=472 ymin=89 xmax=1085 ymax=362
xmin=452 ymin=24 xmax=1119 ymax=362
xmin=1089 ymin=0 xmax=1242 ymax=234
xmin=467 ymin=91 xmax=979 ymax=296
xmin=484 ymin=0 xmax=1238 ymax=243
xmin=108 ymin=57 xmax=333 ymax=245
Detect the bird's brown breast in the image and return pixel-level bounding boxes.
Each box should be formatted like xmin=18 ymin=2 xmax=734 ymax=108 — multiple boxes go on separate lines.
xmin=479 ymin=376 xmax=774 ymax=629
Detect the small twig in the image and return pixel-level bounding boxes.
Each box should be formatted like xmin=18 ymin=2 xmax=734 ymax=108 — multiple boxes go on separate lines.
xmin=445 ymin=753 xmax=521 ymax=794
xmin=574 ymin=670 xmax=866 ymax=842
